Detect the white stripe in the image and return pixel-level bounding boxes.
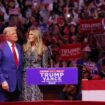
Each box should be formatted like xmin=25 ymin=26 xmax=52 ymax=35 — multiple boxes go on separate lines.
xmin=82 ymin=90 xmax=105 ymax=101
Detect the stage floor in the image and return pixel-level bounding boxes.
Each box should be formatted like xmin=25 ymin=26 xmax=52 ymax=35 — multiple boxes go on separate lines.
xmin=0 ymin=101 xmax=105 ymax=105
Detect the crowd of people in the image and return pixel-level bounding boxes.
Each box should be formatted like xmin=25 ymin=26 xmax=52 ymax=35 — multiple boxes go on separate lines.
xmin=0 ymin=0 xmax=105 ymax=102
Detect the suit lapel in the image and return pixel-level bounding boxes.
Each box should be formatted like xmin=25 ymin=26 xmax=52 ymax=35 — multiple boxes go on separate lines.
xmin=16 ymin=44 xmax=21 ymax=67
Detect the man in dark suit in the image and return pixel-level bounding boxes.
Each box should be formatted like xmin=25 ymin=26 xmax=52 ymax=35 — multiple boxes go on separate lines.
xmin=0 ymin=26 xmax=23 ymax=102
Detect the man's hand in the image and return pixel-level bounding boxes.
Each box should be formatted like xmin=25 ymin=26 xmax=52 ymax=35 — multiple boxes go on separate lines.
xmin=2 ymin=81 xmax=9 ymax=91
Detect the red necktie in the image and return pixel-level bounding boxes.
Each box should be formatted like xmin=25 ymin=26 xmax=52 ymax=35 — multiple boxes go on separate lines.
xmin=12 ymin=43 xmax=18 ymax=66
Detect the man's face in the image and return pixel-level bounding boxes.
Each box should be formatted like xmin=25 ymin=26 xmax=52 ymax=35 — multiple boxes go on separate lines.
xmin=6 ymin=30 xmax=18 ymax=43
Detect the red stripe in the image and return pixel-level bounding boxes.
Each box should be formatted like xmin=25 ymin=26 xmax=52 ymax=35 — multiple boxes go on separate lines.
xmin=82 ymin=80 xmax=105 ymax=90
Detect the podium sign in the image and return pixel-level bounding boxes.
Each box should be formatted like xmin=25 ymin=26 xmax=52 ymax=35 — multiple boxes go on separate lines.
xmin=26 ymin=67 xmax=78 ymax=85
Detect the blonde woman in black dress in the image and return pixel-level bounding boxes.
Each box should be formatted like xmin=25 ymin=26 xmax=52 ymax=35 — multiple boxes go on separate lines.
xmin=20 ymin=27 xmax=49 ymax=101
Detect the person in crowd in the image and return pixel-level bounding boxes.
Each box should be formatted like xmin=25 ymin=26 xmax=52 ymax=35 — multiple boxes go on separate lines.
xmin=0 ymin=26 xmax=23 ymax=102
xmin=88 ymin=35 xmax=100 ymax=63
xmin=77 ymin=45 xmax=99 ymax=79
xmin=82 ymin=65 xmax=91 ymax=79
xmin=20 ymin=26 xmax=49 ymax=101
xmin=99 ymin=58 xmax=105 ymax=79
xmin=59 ymin=85 xmax=78 ymax=100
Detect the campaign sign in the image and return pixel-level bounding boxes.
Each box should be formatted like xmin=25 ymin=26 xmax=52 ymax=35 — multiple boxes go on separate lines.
xmin=60 ymin=43 xmax=81 ymax=61
xmin=26 ymin=67 xmax=78 ymax=85
xmin=80 ymin=18 xmax=104 ymax=33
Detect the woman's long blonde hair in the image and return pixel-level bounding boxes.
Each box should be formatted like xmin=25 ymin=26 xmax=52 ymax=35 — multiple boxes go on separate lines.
xmin=23 ymin=27 xmax=45 ymax=55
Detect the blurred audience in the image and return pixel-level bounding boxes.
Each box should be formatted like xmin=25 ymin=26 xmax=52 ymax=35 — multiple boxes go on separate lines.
xmin=0 ymin=0 xmax=105 ymax=101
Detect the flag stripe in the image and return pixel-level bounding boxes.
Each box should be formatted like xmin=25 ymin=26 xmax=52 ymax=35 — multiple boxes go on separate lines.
xmin=82 ymin=90 xmax=105 ymax=101
xmin=82 ymin=80 xmax=105 ymax=90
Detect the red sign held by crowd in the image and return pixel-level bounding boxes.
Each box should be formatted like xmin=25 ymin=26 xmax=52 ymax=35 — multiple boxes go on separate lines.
xmin=60 ymin=43 xmax=81 ymax=61
xmin=79 ymin=18 xmax=104 ymax=34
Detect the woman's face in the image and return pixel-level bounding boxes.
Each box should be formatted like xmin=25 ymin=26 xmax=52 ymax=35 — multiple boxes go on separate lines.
xmin=82 ymin=72 xmax=90 ymax=79
xmin=70 ymin=26 xmax=76 ymax=33
xmin=28 ymin=30 xmax=35 ymax=43
xmin=82 ymin=52 xmax=90 ymax=60
xmin=66 ymin=85 xmax=76 ymax=94
xmin=53 ymin=25 xmax=60 ymax=34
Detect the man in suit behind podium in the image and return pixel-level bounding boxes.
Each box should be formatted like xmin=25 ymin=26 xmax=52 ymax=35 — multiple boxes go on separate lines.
xmin=0 ymin=26 xmax=23 ymax=102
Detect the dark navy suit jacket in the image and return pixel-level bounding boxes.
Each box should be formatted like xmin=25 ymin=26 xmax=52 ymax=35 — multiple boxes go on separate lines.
xmin=0 ymin=42 xmax=22 ymax=92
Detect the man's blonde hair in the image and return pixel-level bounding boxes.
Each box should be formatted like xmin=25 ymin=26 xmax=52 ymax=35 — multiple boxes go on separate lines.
xmin=3 ymin=26 xmax=17 ymax=35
